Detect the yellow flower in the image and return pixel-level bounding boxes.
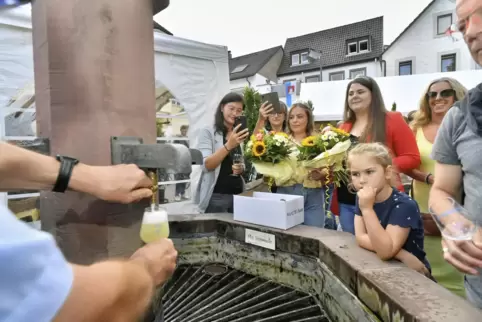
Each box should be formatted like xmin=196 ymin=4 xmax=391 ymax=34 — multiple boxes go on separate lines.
xmin=330 ymin=125 xmax=349 ymax=137
xmin=253 ymin=141 xmax=267 ymax=157
xmin=301 ymin=136 xmax=316 ymax=147
xmin=275 ymin=132 xmax=289 ymax=138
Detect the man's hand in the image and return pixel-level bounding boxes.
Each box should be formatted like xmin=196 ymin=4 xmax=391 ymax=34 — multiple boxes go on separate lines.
xmin=73 ymin=164 xmax=154 ymax=203
xmin=357 ymin=186 xmax=377 ymax=211
xmin=130 ymin=239 xmax=178 ymax=286
xmin=442 ymin=236 xmax=482 ymax=275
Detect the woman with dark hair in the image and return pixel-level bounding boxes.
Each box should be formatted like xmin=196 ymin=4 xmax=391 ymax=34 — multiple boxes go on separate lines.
xmin=276 ymin=102 xmax=330 ymax=227
xmin=335 ymin=76 xmax=421 ymax=234
xmin=194 ymin=92 xmax=249 ymax=213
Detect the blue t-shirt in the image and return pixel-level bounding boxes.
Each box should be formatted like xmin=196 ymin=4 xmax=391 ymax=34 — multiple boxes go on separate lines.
xmin=355 ymin=188 xmax=429 ymax=269
xmin=0 ymin=204 xmax=73 ymax=321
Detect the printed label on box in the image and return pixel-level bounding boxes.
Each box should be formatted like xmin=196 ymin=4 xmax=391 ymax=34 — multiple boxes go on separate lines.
xmin=245 ymin=228 xmax=275 ymax=250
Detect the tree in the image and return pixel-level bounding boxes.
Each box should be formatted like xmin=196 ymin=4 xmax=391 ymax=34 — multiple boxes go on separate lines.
xmin=391 ymin=102 xmax=397 ymax=112
xmin=243 ymin=86 xmax=262 ymax=134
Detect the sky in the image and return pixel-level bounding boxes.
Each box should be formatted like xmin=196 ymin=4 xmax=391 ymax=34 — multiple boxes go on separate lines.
xmin=155 ymin=0 xmax=436 ymax=57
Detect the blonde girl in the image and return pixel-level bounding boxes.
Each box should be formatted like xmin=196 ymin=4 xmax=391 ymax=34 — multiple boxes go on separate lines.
xmin=348 ymin=143 xmax=432 ymax=276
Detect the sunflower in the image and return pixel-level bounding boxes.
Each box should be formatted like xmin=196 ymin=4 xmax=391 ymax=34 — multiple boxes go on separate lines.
xmin=330 ymin=126 xmax=349 ymax=137
xmin=301 ymin=136 xmax=316 ymax=147
xmin=275 ymin=132 xmax=289 ymax=138
xmin=253 ymin=141 xmax=267 ymax=157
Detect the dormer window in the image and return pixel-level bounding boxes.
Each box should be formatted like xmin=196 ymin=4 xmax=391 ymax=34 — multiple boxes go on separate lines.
xmin=291 ymin=50 xmax=309 ymax=66
xmin=346 ymin=37 xmax=371 ymax=55
xmin=231 ymin=64 xmax=248 ymax=73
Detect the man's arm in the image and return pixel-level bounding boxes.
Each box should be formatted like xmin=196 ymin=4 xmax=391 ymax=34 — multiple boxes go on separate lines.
xmin=0 ymin=142 xmax=152 ymax=203
xmin=54 ymin=261 xmax=154 ymax=322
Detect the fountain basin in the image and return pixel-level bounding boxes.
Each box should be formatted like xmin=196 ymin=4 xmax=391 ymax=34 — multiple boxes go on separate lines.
xmin=147 ymin=214 xmax=481 ymax=321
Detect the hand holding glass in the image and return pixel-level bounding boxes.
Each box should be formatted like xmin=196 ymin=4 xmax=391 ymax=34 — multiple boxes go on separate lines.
xmin=429 ymin=197 xmax=480 ymax=241
xmin=231 ymin=153 xmax=244 ymax=176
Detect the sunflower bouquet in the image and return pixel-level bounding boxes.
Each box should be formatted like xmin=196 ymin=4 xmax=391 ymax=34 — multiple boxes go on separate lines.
xmin=297 ymin=125 xmax=352 ymax=186
xmin=244 ymin=131 xmax=297 ymax=186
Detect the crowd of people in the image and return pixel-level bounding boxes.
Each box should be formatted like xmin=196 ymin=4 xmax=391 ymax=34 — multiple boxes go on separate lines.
xmin=1 ymin=0 xmax=481 ymax=320
xmin=194 ymin=0 xmax=482 ymax=308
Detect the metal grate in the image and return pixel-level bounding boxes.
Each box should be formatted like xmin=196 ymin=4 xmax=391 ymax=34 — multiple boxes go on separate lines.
xmin=146 ymin=264 xmax=329 ymax=322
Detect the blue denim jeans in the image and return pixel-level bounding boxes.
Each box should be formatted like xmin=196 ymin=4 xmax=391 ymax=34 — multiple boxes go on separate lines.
xmin=277 ymin=184 xmax=329 ymax=228
xmin=465 ymin=274 xmax=482 ymax=309
xmin=339 ymin=203 xmax=356 ymax=234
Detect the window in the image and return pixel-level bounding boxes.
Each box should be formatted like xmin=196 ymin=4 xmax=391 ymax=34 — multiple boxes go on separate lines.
xmin=283 ymin=79 xmax=296 ymax=84
xmin=359 ymin=40 xmax=369 ymax=52
xmin=437 ymin=14 xmax=452 ymax=35
xmin=329 ymin=72 xmax=345 ymax=81
xmin=347 ymin=42 xmax=358 ymax=55
xmin=305 ymin=76 xmax=320 ymax=83
xmin=349 ymin=68 xmax=366 ymax=79
xmin=231 ymin=64 xmax=248 ymax=73
xmin=291 ymin=51 xmax=309 ymax=66
xmin=346 ymin=37 xmax=371 ymax=55
xmin=398 ymin=61 xmax=412 ymax=75
xmin=291 ymin=53 xmax=300 ymax=66
xmin=441 ymin=54 xmax=456 ymax=72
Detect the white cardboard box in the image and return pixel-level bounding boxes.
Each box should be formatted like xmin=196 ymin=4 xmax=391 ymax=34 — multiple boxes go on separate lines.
xmin=233 ymin=191 xmax=304 ymax=230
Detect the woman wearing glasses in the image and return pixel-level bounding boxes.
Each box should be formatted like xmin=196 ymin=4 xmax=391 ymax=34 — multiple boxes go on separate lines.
xmin=409 ymin=77 xmax=468 ymax=297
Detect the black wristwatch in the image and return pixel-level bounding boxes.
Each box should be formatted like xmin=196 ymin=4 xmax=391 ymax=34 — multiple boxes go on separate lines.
xmin=53 ymin=155 xmax=79 ymax=193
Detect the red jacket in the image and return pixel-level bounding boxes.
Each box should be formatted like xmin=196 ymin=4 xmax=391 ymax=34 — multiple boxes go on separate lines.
xmin=330 ymin=112 xmax=420 ymax=216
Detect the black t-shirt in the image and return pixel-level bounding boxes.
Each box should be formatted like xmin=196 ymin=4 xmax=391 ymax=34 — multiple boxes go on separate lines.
xmin=213 ymin=134 xmax=243 ymax=194
xmin=337 ymin=134 xmax=359 ymax=205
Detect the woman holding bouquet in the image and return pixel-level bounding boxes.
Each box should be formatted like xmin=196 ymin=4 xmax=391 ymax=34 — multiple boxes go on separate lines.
xmin=195 ymin=92 xmax=249 ymax=213
xmin=276 ymin=102 xmax=331 ymax=228
xmin=335 ymin=76 xmax=421 ymax=234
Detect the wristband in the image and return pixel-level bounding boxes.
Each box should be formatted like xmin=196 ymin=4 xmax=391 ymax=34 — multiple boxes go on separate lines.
xmin=224 ymin=144 xmax=230 ymax=152
xmin=425 ymin=173 xmax=432 ymax=184
xmin=53 ymin=155 xmax=79 ymax=193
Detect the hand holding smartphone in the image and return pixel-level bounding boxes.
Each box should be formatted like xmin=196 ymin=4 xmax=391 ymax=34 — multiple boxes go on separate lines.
xmin=261 ymin=92 xmax=282 ymax=114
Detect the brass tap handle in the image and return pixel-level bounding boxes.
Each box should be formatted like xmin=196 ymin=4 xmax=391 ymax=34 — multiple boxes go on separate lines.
xmin=148 ymin=170 xmax=159 ymax=206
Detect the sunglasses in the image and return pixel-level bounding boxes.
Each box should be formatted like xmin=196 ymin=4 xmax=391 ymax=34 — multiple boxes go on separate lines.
xmin=426 ymin=89 xmax=455 ymax=99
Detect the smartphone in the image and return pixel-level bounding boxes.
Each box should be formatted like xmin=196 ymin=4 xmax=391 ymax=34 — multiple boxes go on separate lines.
xmin=233 ymin=115 xmax=248 ymax=133
xmin=261 ymin=92 xmax=282 ymax=114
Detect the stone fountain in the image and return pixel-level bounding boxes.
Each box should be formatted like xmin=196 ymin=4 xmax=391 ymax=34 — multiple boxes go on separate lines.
xmin=25 ymin=0 xmax=482 ymax=321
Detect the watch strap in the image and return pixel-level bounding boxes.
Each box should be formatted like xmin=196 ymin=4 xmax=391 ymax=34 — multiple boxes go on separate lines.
xmin=53 ymin=155 xmax=79 ymax=193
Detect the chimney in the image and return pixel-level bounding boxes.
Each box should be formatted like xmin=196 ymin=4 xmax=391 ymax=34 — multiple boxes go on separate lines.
xmin=228 ymin=50 xmax=232 ymax=60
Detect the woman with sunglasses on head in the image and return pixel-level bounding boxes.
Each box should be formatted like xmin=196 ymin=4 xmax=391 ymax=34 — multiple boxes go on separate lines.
xmin=253 ymin=101 xmax=288 ymax=193
xmin=408 ymin=78 xmax=468 ymax=297
xmin=335 ymin=76 xmax=421 ymax=234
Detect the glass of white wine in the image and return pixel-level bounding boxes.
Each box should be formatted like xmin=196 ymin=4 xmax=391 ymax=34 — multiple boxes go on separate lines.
xmin=140 ymin=205 xmax=170 ymax=243
xmin=429 ymin=197 xmax=480 ymax=241
xmin=231 ymin=153 xmax=244 ymax=177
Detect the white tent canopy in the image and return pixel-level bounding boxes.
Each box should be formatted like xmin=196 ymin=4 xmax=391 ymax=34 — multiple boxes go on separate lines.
xmin=0 ymin=4 xmax=231 ymax=214
xmin=301 ymin=70 xmax=482 ymax=121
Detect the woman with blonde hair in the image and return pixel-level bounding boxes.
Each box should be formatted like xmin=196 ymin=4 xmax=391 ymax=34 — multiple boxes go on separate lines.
xmin=408 ymin=77 xmax=467 ymax=297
